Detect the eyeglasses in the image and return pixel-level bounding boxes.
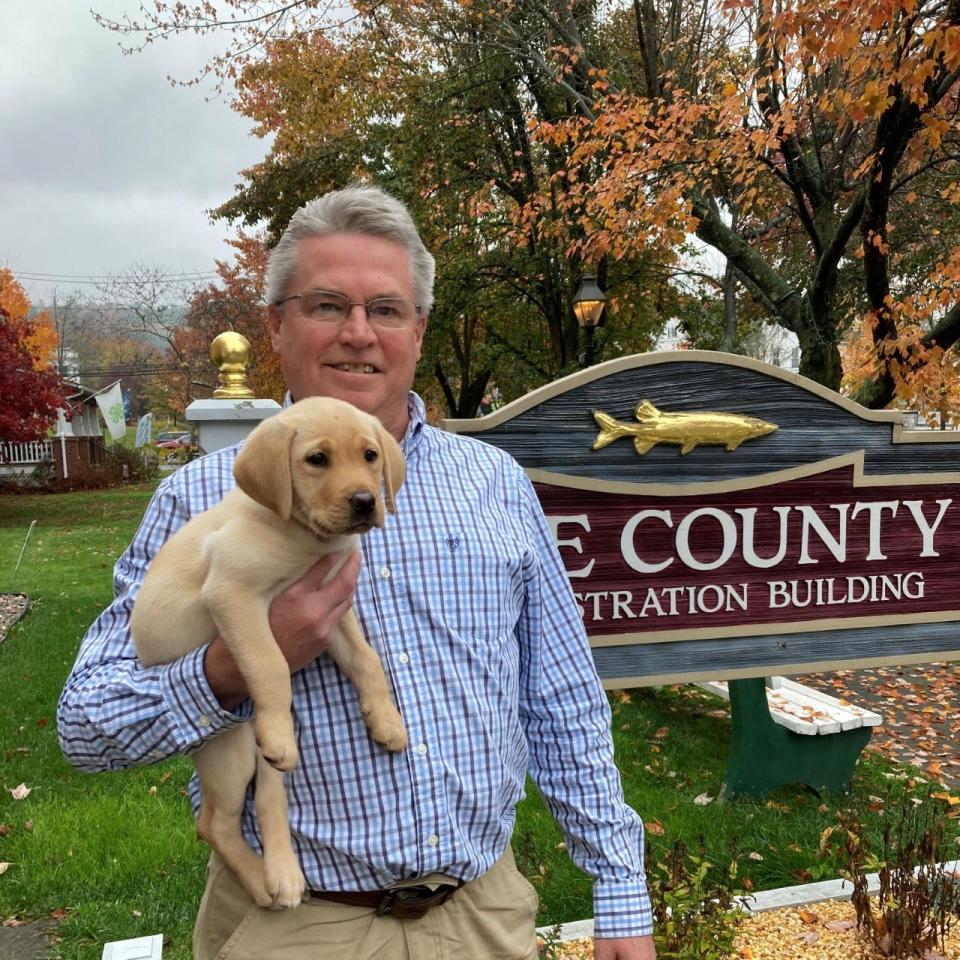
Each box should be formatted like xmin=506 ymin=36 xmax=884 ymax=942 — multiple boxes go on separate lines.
xmin=275 ymin=289 xmax=422 ymax=329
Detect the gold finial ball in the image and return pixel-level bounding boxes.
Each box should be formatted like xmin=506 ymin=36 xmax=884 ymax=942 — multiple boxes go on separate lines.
xmin=210 ymin=331 xmax=255 ymax=399
xmin=210 ymin=331 xmax=251 ymax=368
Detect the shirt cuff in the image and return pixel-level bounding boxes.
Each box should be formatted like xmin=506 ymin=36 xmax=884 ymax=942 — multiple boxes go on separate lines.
xmin=156 ymin=644 xmax=251 ymax=750
xmin=592 ymin=877 xmax=654 ymax=938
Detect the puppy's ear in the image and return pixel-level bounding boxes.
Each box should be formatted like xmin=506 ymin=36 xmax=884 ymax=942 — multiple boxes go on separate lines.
xmin=233 ymin=416 xmax=297 ymax=521
xmin=377 ymin=425 xmax=406 ymax=515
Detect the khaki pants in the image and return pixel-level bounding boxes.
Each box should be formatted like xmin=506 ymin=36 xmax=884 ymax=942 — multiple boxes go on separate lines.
xmin=192 ymin=849 xmax=540 ymax=960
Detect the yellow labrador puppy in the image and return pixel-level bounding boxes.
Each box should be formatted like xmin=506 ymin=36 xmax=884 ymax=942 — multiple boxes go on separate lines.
xmin=132 ymin=397 xmax=408 ymax=909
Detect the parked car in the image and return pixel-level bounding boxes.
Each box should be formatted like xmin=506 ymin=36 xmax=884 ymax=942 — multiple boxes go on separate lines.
xmin=156 ymin=431 xmax=191 ymax=450
xmin=156 ymin=431 xmax=194 ymax=463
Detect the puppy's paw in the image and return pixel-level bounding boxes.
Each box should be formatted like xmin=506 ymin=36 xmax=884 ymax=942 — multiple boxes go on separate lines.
xmin=264 ymin=854 xmax=307 ymax=910
xmin=255 ymin=718 xmax=298 ymax=772
xmin=364 ymin=705 xmax=408 ymax=752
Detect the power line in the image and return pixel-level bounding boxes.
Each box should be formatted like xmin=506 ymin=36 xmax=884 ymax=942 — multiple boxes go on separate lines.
xmin=15 ymin=271 xmax=220 ymax=286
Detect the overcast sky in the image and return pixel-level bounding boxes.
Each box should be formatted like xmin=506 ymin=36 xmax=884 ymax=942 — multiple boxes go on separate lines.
xmin=0 ymin=1 xmax=268 ymax=307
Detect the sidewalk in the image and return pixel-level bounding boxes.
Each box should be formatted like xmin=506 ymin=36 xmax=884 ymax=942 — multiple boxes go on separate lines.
xmin=806 ymin=662 xmax=960 ymax=790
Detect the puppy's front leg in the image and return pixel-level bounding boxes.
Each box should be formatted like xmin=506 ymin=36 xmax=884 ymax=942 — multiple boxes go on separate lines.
xmin=327 ymin=611 xmax=407 ymax=751
xmin=204 ymin=585 xmax=297 ymax=771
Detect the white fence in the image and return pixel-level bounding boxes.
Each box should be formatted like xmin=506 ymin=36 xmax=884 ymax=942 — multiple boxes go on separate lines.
xmin=0 ymin=440 xmax=53 ymax=476
xmin=1 ymin=440 xmax=53 ymax=464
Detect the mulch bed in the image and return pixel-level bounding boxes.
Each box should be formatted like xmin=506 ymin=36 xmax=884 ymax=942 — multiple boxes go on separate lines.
xmin=0 ymin=593 xmax=30 ymax=643
xmin=543 ymin=899 xmax=959 ymax=958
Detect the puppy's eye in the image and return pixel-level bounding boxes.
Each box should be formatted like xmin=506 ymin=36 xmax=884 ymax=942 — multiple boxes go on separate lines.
xmin=306 ymin=452 xmax=328 ymax=467
xmin=364 ymin=448 xmax=378 ymax=463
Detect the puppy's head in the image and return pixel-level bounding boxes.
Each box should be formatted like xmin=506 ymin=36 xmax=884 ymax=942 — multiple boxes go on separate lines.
xmin=233 ymin=397 xmax=405 ymax=537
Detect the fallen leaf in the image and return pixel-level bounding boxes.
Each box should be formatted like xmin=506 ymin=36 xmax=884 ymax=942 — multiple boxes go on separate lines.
xmin=131 ymin=909 xmax=142 ymax=918
xmin=9 ymin=784 xmax=30 ymax=801
xmin=48 ymin=908 xmax=67 ymax=920
xmin=2 ymin=918 xmax=27 ymax=927
xmin=653 ymin=727 xmax=669 ymax=739
xmin=0 ymin=825 xmax=9 ymax=836
xmin=23 ymin=821 xmax=33 ymax=833
xmin=646 ymin=819 xmax=665 ymax=836
xmin=931 ymin=792 xmax=960 ymax=805
xmin=748 ymin=851 xmax=763 ymax=861
xmin=739 ymin=948 xmax=754 ymax=959
xmin=693 ymin=792 xmax=714 ymax=806
xmin=825 ymin=919 xmax=856 ymax=932
xmin=796 ymin=931 xmax=820 ymax=944
xmin=792 ymin=869 xmax=813 ymax=883
xmin=0 ymin=863 xmax=11 ymax=876
xmin=798 ymin=908 xmax=818 ymax=924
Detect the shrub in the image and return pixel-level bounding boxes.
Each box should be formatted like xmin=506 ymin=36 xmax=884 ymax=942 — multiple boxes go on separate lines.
xmin=839 ymin=793 xmax=957 ymax=958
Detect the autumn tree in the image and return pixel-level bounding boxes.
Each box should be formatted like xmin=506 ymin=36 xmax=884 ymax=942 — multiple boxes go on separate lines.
xmin=0 ymin=269 xmax=68 ymax=443
xmin=181 ymin=232 xmax=284 ymax=400
xmin=95 ymin=0 xmax=677 ymax=409
xmin=502 ymin=0 xmax=960 ymax=406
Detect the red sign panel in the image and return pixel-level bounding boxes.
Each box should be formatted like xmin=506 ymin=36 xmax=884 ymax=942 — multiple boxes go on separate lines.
xmin=535 ymin=462 xmax=960 ymax=639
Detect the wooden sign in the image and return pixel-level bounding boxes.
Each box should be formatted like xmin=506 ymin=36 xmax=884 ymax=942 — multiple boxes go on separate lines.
xmin=444 ymin=351 xmax=960 ymax=688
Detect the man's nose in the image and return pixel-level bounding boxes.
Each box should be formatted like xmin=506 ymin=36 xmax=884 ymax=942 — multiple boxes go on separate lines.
xmin=338 ymin=302 xmax=377 ymax=344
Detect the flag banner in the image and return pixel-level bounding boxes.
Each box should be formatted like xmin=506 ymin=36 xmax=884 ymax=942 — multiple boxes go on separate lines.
xmin=134 ymin=413 xmax=152 ymax=448
xmin=95 ymin=382 xmax=127 ymax=441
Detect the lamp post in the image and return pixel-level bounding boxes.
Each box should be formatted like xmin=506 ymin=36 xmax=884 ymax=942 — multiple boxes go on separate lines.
xmin=573 ymin=273 xmax=606 ymax=367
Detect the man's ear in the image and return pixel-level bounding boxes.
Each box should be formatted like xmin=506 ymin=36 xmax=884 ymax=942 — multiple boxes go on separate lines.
xmin=377 ymin=424 xmax=406 ymax=514
xmin=234 ymin=416 xmax=297 ymax=521
xmin=266 ymin=304 xmax=283 ymax=353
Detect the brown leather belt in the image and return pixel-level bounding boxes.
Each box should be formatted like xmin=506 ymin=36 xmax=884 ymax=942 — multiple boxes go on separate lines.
xmin=308 ymin=882 xmax=463 ymax=920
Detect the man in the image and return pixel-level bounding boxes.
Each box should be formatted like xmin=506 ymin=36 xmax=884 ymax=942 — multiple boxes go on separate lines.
xmin=58 ymin=186 xmax=656 ymax=960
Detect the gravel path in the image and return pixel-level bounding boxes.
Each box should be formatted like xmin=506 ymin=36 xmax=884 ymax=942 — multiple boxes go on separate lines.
xmin=0 ymin=593 xmax=30 ymax=644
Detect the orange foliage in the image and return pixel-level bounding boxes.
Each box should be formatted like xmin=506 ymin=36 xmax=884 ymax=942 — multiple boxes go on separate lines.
xmin=0 ymin=269 xmax=59 ymax=370
xmin=183 ymin=232 xmax=283 ymax=401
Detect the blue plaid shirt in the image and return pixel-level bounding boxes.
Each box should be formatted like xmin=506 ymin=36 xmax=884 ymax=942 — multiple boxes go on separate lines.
xmin=58 ymin=394 xmax=652 ymax=937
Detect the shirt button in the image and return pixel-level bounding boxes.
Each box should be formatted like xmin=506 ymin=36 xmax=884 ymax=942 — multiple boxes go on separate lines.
xmin=398 ymin=653 xmax=410 ymax=664
xmin=380 ymin=566 xmax=391 ymax=580
xmin=416 ymin=743 xmax=427 ymax=756
xmin=427 ymin=834 xmax=439 ymax=846
xmin=198 ymin=714 xmax=211 ymax=728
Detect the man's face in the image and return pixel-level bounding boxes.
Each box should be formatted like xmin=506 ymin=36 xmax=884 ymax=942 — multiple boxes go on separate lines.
xmin=267 ymin=232 xmax=427 ymax=441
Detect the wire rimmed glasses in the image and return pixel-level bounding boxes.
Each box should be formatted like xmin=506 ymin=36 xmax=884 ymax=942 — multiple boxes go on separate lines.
xmin=275 ymin=289 xmax=421 ymax=329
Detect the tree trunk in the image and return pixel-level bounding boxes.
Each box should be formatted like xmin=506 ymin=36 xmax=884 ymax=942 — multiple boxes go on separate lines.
xmin=797 ymin=334 xmax=842 ymax=390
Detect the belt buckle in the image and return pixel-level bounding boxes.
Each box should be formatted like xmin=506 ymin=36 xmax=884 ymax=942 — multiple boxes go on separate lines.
xmin=375 ymin=884 xmax=456 ymax=919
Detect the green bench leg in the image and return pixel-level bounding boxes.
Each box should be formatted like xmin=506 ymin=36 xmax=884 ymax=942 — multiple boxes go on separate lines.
xmin=721 ymin=677 xmax=873 ymax=799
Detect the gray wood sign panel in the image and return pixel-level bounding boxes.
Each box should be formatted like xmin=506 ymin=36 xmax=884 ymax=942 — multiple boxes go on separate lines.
xmin=443 ymin=351 xmax=960 ymax=686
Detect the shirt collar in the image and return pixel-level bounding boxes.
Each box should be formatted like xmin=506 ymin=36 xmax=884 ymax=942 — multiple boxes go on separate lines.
xmin=281 ymin=390 xmax=426 ymax=452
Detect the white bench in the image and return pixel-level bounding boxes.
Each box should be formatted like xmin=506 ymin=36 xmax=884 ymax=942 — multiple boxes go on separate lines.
xmin=694 ymin=676 xmax=882 ymax=736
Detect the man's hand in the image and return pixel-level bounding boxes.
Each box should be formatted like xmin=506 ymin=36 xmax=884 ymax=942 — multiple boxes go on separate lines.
xmin=205 ymin=550 xmax=361 ymax=709
xmin=594 ymin=935 xmax=656 ymax=960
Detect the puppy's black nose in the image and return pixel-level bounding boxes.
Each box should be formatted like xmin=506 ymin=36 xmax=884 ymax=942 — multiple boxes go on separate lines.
xmin=350 ymin=491 xmax=376 ymax=518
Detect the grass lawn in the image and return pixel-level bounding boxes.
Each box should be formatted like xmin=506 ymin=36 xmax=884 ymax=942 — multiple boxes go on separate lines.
xmin=0 ymin=485 xmax=953 ymax=958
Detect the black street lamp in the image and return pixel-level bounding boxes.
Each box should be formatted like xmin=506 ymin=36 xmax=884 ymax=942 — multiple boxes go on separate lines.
xmin=573 ymin=273 xmax=606 ymax=367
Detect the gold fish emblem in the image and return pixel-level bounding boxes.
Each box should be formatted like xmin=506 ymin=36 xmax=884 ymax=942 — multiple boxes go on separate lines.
xmin=593 ymin=400 xmax=778 ymax=456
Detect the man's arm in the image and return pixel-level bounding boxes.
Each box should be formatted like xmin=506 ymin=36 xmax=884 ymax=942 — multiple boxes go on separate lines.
xmin=514 ymin=472 xmax=655 ymax=945
xmin=59 ymin=469 xmax=361 ymax=769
